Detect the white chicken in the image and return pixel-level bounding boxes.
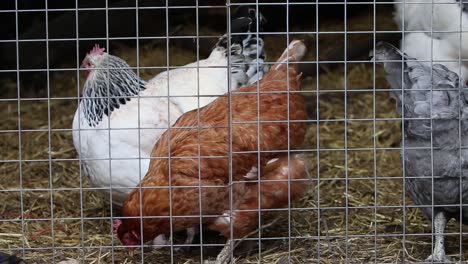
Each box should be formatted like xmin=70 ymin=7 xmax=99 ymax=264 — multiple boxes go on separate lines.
xmin=394 ymin=0 xmax=468 ymax=79
xmin=400 ymin=32 xmax=468 ymax=78
xmin=72 ymin=7 xmax=268 ymax=206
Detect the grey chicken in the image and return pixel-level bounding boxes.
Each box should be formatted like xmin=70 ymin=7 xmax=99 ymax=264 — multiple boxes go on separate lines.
xmin=0 ymin=253 xmax=24 ymax=264
xmin=375 ymin=42 xmax=468 ymax=262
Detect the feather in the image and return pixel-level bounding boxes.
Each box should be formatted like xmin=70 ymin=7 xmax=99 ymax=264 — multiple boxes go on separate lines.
xmin=376 ymin=42 xmax=468 ymax=262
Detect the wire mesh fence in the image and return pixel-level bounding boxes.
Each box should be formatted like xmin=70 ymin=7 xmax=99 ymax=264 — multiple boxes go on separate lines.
xmin=2 ymin=0 xmax=468 ymax=263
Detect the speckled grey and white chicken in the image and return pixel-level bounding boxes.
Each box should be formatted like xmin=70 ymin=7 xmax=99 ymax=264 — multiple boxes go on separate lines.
xmin=72 ymin=6 xmax=268 ymax=207
xmin=375 ymin=42 xmax=468 ymax=262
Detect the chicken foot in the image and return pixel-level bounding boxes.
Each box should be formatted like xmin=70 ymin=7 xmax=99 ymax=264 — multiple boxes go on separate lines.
xmin=426 ymin=212 xmax=452 ymax=263
xmin=204 ymin=239 xmax=235 ymax=264
xmin=204 ymin=219 xmax=280 ymax=264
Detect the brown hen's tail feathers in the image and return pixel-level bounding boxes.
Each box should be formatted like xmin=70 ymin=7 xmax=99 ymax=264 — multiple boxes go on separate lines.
xmin=209 ymin=154 xmax=312 ymax=238
xmin=274 ymin=40 xmax=307 ymax=72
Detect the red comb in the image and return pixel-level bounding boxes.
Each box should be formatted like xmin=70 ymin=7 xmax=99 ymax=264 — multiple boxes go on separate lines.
xmin=90 ymin=44 xmax=105 ymax=55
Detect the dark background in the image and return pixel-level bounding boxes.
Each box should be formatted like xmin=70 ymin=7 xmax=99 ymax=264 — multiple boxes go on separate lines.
xmin=0 ymin=0 xmax=397 ymax=90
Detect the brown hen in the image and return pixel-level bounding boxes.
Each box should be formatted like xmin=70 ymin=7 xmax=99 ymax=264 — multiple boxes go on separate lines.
xmin=115 ymin=40 xmax=311 ymax=251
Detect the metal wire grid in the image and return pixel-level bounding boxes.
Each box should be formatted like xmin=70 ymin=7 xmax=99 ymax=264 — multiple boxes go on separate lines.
xmin=398 ymin=0 xmax=466 ymax=261
xmin=2 ymin=0 xmax=468 ymax=263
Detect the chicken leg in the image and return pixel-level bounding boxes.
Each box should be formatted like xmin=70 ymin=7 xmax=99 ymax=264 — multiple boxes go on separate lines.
xmin=426 ymin=212 xmax=452 ymax=263
xmin=184 ymin=226 xmax=199 ymax=245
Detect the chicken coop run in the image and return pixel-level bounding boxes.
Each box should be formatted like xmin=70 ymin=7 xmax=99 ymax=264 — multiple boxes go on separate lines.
xmin=3 ymin=0 xmax=468 ymax=263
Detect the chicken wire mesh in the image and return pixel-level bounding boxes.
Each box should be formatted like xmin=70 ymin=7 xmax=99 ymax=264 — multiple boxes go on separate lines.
xmin=2 ymin=0 xmax=468 ymax=263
